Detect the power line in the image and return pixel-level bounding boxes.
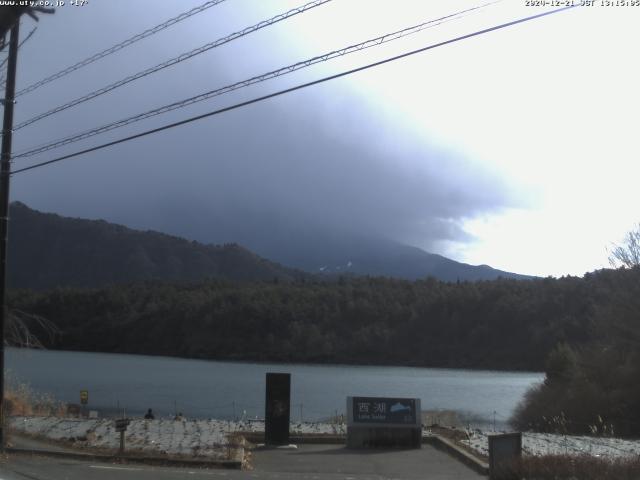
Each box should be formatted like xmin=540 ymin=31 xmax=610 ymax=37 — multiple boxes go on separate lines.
xmin=12 ymin=1 xmax=499 ymax=161
xmin=11 ymin=0 xmax=332 ymax=132
xmin=0 ymin=25 xmax=37 ymax=88
xmin=1 ymin=25 xmax=37 ymax=69
xmin=14 ymin=0 xmax=228 ymax=98
xmin=11 ymin=5 xmax=577 ymax=176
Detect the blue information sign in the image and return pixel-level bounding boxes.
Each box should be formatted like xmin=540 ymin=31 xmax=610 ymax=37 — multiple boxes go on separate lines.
xmin=351 ymin=397 xmax=417 ymax=425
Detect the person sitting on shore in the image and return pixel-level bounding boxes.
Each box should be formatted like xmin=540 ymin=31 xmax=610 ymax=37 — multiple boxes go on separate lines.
xmin=144 ymin=408 xmax=155 ymax=420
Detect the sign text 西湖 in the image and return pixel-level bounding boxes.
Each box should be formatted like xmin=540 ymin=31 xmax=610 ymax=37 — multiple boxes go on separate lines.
xmin=351 ymin=397 xmax=417 ymax=425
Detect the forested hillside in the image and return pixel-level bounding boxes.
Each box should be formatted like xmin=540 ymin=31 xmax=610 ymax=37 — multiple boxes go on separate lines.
xmin=8 ymin=202 xmax=303 ymax=289
xmin=10 ymin=269 xmax=628 ymax=371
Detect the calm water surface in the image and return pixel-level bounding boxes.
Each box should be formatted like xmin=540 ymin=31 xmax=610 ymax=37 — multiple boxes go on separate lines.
xmin=6 ymin=348 xmax=542 ymax=428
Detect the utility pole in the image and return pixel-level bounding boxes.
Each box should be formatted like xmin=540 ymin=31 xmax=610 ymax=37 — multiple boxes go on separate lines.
xmin=0 ymin=20 xmax=20 ymax=450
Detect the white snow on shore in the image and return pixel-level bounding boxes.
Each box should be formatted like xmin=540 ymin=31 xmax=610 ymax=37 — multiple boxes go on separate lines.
xmin=12 ymin=416 xmax=640 ymax=461
xmin=9 ymin=416 xmax=346 ymax=459
xmin=463 ymin=431 xmax=640 ymax=459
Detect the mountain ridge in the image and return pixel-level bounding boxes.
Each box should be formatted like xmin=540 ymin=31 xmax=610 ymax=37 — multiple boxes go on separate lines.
xmin=8 ymin=201 xmax=303 ymax=289
xmin=243 ymin=229 xmax=533 ymax=282
xmin=8 ymin=202 xmax=531 ymax=289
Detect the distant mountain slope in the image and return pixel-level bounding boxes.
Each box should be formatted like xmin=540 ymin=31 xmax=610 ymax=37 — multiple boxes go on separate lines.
xmin=344 ymin=242 xmax=531 ymax=281
xmin=246 ymin=231 xmax=533 ymax=282
xmin=8 ymin=202 xmax=302 ymax=289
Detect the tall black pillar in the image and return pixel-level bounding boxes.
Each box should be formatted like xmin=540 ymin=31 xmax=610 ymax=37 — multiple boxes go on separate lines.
xmin=265 ymin=372 xmax=290 ymax=445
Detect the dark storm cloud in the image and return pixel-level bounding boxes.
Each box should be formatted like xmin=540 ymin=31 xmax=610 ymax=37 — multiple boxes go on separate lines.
xmin=9 ymin=0 xmax=516 ymax=255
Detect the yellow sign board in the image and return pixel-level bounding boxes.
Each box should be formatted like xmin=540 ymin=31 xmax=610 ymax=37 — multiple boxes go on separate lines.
xmin=80 ymin=390 xmax=88 ymax=405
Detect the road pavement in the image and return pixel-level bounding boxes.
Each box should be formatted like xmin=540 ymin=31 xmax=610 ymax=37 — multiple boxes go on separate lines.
xmin=1 ymin=444 xmax=485 ymax=480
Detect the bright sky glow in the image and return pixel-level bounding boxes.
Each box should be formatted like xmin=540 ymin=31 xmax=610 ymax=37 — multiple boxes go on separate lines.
xmin=285 ymin=0 xmax=640 ymax=277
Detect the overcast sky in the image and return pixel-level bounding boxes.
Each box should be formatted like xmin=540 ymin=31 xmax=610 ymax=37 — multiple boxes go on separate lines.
xmin=5 ymin=0 xmax=639 ymax=277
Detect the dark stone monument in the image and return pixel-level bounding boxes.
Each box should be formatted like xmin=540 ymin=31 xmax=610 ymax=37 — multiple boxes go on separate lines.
xmin=265 ymin=372 xmax=291 ymax=445
xmin=489 ymin=432 xmax=522 ymax=480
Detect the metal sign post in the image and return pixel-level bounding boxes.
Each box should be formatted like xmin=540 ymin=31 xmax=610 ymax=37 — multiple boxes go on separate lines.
xmin=79 ymin=389 xmax=88 ymax=418
xmin=115 ymin=418 xmax=130 ymax=454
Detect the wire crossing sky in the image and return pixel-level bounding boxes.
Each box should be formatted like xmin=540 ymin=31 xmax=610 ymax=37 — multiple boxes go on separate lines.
xmin=12 ymin=1 xmax=500 ymax=161
xmin=11 ymin=5 xmax=575 ymax=176
xmin=0 ymin=25 xmax=37 ymax=87
xmin=14 ymin=0 xmax=228 ymax=97
xmin=12 ymin=0 xmax=333 ymax=132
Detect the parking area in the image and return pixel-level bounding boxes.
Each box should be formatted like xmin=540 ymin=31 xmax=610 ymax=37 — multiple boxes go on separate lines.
xmin=251 ymin=443 xmax=486 ymax=479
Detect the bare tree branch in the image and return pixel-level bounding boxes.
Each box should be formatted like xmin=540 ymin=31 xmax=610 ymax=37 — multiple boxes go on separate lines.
xmin=4 ymin=309 xmax=59 ymax=348
xmin=608 ymin=223 xmax=640 ymax=269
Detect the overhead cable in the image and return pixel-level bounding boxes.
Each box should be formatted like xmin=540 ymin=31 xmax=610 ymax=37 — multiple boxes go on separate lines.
xmin=11 ymin=5 xmax=577 ymax=176
xmin=0 ymin=25 xmax=37 ymax=88
xmin=12 ymin=1 xmax=498 ymax=160
xmin=14 ymin=0 xmax=228 ymax=98
xmin=12 ymin=0 xmax=332 ymax=132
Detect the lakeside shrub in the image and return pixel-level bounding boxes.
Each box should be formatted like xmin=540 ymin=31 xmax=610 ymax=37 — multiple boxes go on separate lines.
xmin=511 ymin=347 xmax=640 ymax=436
xmin=511 ymin=295 xmax=640 ymax=437
xmin=511 ymin=269 xmax=640 ymax=437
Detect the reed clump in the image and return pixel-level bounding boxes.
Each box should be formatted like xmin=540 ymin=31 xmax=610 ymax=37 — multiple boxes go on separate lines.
xmin=4 ymin=381 xmax=64 ymax=417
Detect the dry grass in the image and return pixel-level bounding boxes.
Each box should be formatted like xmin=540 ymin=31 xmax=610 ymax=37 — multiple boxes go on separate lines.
xmin=422 ymin=410 xmax=463 ymax=428
xmin=2 ymin=380 xmax=64 ymax=448
xmin=4 ymin=381 xmax=65 ymax=417
xmin=513 ymin=454 xmax=640 ymax=480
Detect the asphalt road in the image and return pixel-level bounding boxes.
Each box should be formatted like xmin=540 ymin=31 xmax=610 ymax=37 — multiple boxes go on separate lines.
xmin=1 ymin=444 xmax=485 ymax=480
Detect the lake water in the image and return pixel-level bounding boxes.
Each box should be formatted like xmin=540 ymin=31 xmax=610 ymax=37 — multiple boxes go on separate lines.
xmin=5 ymin=348 xmax=543 ymax=429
